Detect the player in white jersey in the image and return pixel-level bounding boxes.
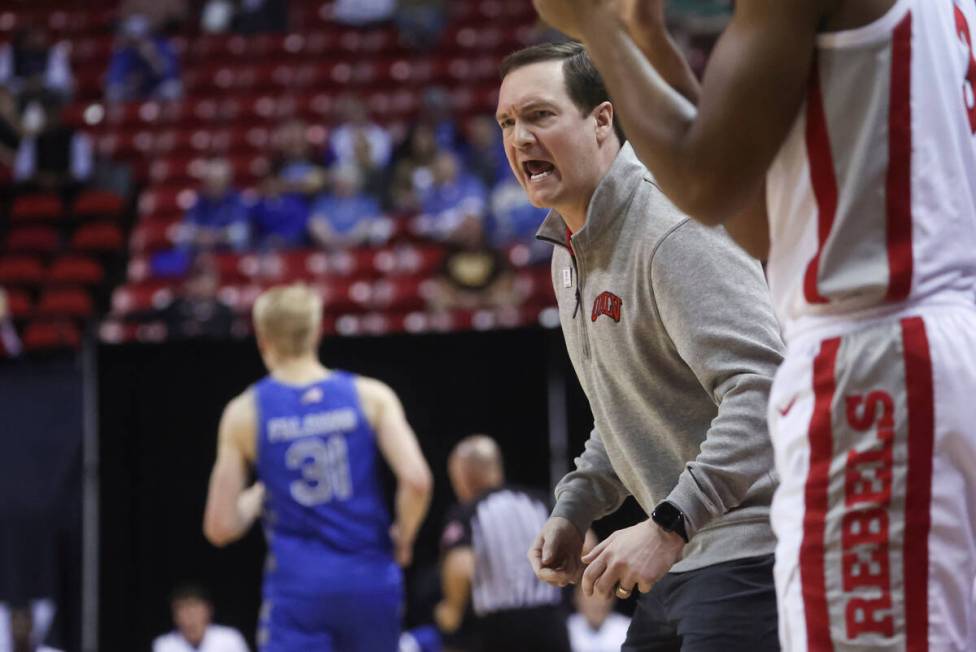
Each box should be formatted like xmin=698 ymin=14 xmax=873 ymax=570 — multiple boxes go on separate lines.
xmin=531 ymin=0 xmax=976 ymax=650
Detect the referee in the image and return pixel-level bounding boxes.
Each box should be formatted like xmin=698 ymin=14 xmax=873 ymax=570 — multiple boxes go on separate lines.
xmin=436 ymin=435 xmax=571 ymax=652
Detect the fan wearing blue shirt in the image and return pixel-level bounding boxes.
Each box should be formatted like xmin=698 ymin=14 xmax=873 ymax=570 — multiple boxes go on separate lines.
xmin=308 ymin=165 xmax=383 ymax=250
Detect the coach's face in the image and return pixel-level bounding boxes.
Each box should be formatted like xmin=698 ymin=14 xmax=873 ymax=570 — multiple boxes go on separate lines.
xmin=497 ymin=60 xmax=613 ymax=216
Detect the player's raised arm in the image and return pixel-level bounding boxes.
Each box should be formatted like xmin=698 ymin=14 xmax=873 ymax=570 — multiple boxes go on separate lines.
xmin=358 ymin=377 xmax=433 ymax=566
xmin=203 ymin=391 xmax=264 ymax=547
xmin=538 ymin=0 xmax=820 ymax=228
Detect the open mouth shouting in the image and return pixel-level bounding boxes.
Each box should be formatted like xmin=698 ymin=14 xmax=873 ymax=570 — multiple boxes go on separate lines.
xmin=522 ymin=160 xmax=556 ymax=183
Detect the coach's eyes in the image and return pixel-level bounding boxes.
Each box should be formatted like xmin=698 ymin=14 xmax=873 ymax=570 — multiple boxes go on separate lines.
xmin=498 ymin=118 xmax=514 ymax=129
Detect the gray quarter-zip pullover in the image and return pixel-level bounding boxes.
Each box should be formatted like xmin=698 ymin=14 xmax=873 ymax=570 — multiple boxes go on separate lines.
xmin=539 ymin=143 xmax=784 ymax=572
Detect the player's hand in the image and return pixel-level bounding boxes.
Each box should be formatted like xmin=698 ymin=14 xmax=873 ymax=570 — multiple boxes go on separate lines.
xmin=528 ymin=516 xmax=585 ymax=587
xmin=389 ymin=524 xmax=413 ymax=567
xmin=580 ymin=520 xmax=684 ymax=598
xmin=533 ymin=0 xmax=616 ymax=40
xmin=434 ymin=600 xmax=463 ymax=634
xmin=617 ymin=0 xmax=667 ymax=51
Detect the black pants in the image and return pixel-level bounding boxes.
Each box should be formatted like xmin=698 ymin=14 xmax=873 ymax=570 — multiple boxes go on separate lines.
xmin=473 ymin=605 xmax=571 ymax=652
xmin=623 ymin=554 xmax=779 ymax=652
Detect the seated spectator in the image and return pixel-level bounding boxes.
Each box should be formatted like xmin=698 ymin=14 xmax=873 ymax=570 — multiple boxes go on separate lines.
xmin=250 ymin=177 xmax=311 ymax=250
xmin=13 ymin=95 xmax=92 ymax=199
xmin=7 ymin=603 xmax=62 ymax=652
xmin=179 ymin=158 xmax=250 ymax=252
xmin=158 ymin=256 xmax=234 ymax=340
xmin=426 ymin=216 xmax=521 ymax=312
xmin=416 ymin=151 xmax=487 ymax=242
xmin=395 ymin=0 xmax=448 ymax=51
xmin=389 ymin=123 xmax=440 ymax=213
xmin=105 ymin=15 xmax=182 ymax=103
xmin=566 ymin=586 xmax=630 ymax=652
xmin=308 ymin=165 xmax=384 ymax=251
xmin=0 ymin=88 xmax=22 ymax=168
xmin=329 ymin=95 xmax=392 ymax=171
xmin=152 ymin=583 xmax=247 ymax=652
xmin=0 ymin=289 xmax=22 ymax=358
xmin=464 ymin=116 xmax=510 ymax=190
xmin=231 ymin=0 xmax=289 ymax=34
xmin=333 ymin=0 xmax=395 ymax=26
xmin=418 ymin=87 xmax=461 ymax=152
xmin=120 ymin=0 xmax=189 ymax=34
xmin=0 ymin=27 xmax=73 ymax=103
xmin=488 ymin=179 xmax=549 ymax=250
xmin=351 ymin=131 xmax=387 ymax=201
xmin=269 ymin=119 xmax=325 ymax=197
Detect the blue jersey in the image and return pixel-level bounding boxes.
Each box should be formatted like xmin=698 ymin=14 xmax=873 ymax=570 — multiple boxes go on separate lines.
xmin=255 ymin=370 xmax=397 ymax=598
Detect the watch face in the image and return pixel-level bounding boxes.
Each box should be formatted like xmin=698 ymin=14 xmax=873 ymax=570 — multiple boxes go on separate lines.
xmin=653 ymin=502 xmax=681 ymax=530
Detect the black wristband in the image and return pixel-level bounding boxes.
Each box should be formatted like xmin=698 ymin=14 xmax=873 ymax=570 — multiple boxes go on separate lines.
xmin=651 ymin=501 xmax=688 ymax=543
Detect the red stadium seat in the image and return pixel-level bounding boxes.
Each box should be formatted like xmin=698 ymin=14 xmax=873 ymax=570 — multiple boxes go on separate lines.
xmin=71 ymin=222 xmax=125 ymax=253
xmin=36 ymin=287 xmax=94 ymax=319
xmin=47 ymin=256 xmax=105 ymax=286
xmin=73 ymin=190 xmax=125 ymax=219
xmin=11 ymin=194 xmax=64 ymax=222
xmin=5 ymin=226 xmax=60 ymax=254
xmin=0 ymin=256 xmax=46 ymax=286
xmin=3 ymin=289 xmax=32 ymax=319
xmin=22 ymin=320 xmax=82 ymax=351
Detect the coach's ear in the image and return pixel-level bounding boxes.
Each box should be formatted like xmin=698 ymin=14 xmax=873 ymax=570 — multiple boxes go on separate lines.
xmin=593 ymin=101 xmax=615 ymax=144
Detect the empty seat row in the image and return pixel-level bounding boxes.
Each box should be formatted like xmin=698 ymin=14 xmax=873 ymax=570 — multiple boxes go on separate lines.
xmin=4 ymin=286 xmax=94 ymax=319
xmin=8 ymin=191 xmax=125 ymax=223
xmin=0 ymin=255 xmax=106 ymax=286
xmin=3 ymin=223 xmax=124 ymax=256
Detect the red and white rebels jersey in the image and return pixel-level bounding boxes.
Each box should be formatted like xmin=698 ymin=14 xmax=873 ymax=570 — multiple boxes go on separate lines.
xmin=766 ymin=0 xmax=976 ymax=342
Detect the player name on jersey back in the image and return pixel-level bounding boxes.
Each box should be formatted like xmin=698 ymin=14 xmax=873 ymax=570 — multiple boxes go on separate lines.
xmin=267 ymin=408 xmax=358 ymax=442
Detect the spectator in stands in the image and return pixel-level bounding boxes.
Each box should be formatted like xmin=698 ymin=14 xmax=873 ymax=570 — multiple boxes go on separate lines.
xmin=418 ymin=87 xmax=461 ymax=152
xmin=0 ymin=289 xmax=22 ymax=358
xmin=488 ymin=179 xmax=549 ymax=251
xmin=464 ymin=115 xmax=510 ymax=190
xmin=426 ymin=214 xmax=521 ymax=312
xmin=120 ymin=0 xmax=190 ymax=34
xmin=152 ymin=583 xmax=248 ymax=652
xmin=308 ymin=164 xmax=384 ymax=251
xmin=352 ymin=131 xmax=387 ymax=202
xmin=395 ymin=0 xmax=448 ymax=51
xmin=329 ymin=95 xmax=392 ymax=171
xmin=105 ymin=15 xmax=182 ymax=104
xmin=0 ymin=88 xmax=22 ymax=168
xmin=180 ymin=158 xmax=250 ymax=252
xmin=333 ymin=0 xmax=395 ymax=26
xmin=7 ymin=603 xmax=62 ymax=652
xmin=268 ymin=118 xmax=326 ymax=197
xmin=250 ymin=177 xmax=311 ymax=250
xmin=231 ymin=0 xmax=289 ymax=35
xmin=567 ymin=585 xmax=630 ymax=652
xmin=0 ymin=27 xmax=73 ymax=103
xmin=13 ymin=95 xmax=92 ymax=199
xmin=389 ymin=123 xmax=440 ymax=213
xmin=159 ymin=257 xmax=235 ymax=340
xmin=416 ymin=151 xmax=487 ymax=242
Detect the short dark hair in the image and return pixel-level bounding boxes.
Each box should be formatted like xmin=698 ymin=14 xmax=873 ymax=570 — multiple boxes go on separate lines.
xmin=170 ymin=582 xmax=212 ymax=605
xmin=500 ymin=41 xmax=625 ymax=144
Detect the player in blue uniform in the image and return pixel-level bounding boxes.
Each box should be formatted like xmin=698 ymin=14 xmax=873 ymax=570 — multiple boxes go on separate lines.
xmin=203 ymin=283 xmax=433 ymax=652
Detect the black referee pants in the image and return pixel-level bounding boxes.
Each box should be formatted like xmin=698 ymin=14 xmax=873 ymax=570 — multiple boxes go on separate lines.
xmin=622 ymin=554 xmax=779 ymax=652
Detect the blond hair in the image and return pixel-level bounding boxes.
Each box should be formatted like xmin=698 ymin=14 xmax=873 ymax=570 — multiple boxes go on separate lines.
xmin=252 ymin=284 xmax=323 ymax=357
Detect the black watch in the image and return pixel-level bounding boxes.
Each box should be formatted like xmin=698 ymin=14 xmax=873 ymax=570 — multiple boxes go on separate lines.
xmin=651 ymin=501 xmax=689 ymax=543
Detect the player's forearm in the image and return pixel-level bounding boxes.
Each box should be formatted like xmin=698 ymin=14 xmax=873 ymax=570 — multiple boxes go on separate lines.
xmin=578 ymin=13 xmax=725 ymax=223
xmin=394 ymin=473 xmax=432 ymax=545
xmin=632 ymin=20 xmax=701 ymax=106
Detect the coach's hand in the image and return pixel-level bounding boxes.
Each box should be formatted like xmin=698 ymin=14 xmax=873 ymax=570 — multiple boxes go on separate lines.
xmin=580 ymin=520 xmax=684 ymax=598
xmin=528 ymin=516 xmax=585 ymax=587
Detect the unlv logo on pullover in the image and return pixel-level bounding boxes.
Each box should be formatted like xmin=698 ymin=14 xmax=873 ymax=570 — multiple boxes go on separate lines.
xmin=591 ymin=291 xmax=623 ymax=323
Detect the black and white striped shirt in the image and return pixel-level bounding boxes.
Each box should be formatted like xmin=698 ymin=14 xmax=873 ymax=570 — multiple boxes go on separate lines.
xmin=441 ymin=486 xmax=562 ymax=616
